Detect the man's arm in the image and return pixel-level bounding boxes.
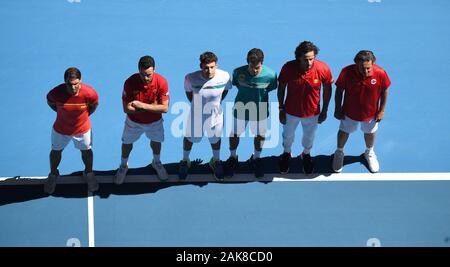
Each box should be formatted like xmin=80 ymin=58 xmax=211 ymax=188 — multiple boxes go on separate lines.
xmin=277 ymin=82 xmax=287 ymax=124
xmin=334 ymin=87 xmax=345 ymax=120
xmin=88 ymin=102 xmax=98 ymax=116
xmin=185 ymin=91 xmax=193 ymax=103
xmin=47 ymin=101 xmax=57 ymax=112
xmin=130 ymin=99 xmax=169 ymax=114
xmin=376 ymin=88 xmax=389 ymax=122
xmin=318 ymin=83 xmax=332 ymax=124
xmin=221 ymin=90 xmax=228 ymax=101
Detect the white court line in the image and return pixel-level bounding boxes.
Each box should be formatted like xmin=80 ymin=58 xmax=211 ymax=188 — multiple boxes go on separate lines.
xmin=1 ymin=172 xmax=450 ymax=184
xmin=87 ymin=191 xmax=95 ymax=247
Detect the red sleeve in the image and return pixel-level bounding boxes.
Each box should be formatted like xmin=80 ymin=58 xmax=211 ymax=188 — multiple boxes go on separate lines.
xmin=335 ymin=68 xmax=347 ymax=90
xmin=122 ymin=79 xmax=134 ymax=104
xmin=89 ymin=88 xmax=99 ymax=105
xmin=47 ymin=89 xmax=56 ymax=103
xmin=381 ymin=70 xmax=391 ymax=90
xmin=277 ymin=63 xmax=290 ymax=84
xmin=158 ymin=76 xmax=170 ymax=103
xmin=321 ymin=63 xmax=334 ymax=85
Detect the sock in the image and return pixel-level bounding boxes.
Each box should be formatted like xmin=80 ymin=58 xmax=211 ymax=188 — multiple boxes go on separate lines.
xmin=183 ymin=150 xmax=190 ymax=161
xmin=153 ymin=154 xmax=160 ymax=163
xmin=121 ymin=157 xmax=128 ymax=167
xmin=302 ymin=148 xmax=311 ymax=155
xmin=366 ymin=147 xmax=374 ymax=153
xmin=212 ymin=149 xmax=220 ymax=160
xmin=230 ymin=149 xmax=237 ymax=159
xmin=337 ymin=147 xmax=344 ymax=152
xmin=253 ymin=149 xmax=261 ymax=159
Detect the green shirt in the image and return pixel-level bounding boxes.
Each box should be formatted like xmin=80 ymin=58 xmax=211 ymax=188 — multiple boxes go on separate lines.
xmin=232 ymin=65 xmax=278 ymax=121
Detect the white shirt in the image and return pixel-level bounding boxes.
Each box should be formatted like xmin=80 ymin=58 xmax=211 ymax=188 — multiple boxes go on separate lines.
xmin=184 ymin=69 xmax=231 ymax=127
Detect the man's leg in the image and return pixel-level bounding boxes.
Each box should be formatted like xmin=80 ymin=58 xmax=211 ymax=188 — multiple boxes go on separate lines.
xmin=363 ymin=132 xmax=379 ymax=173
xmin=337 ymin=130 xmax=350 ymax=149
xmin=210 ymin=139 xmax=224 ymax=180
xmin=50 ymin=149 xmax=62 ymax=175
xmin=364 ymin=132 xmax=376 ymax=149
xmin=279 ymin=114 xmax=301 ymax=174
xmin=300 ymin=116 xmax=319 ymax=174
xmin=151 ymin=141 xmax=168 ymax=181
xmin=333 ymin=117 xmax=357 ymax=173
xmin=81 ymin=149 xmax=93 ymax=173
xmin=179 ymin=137 xmax=194 ymax=180
xmin=229 ymin=135 xmax=239 ymax=158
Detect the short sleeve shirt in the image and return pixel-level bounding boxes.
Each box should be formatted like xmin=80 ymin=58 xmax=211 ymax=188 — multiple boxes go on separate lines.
xmin=278 ymin=59 xmax=334 ymax=118
xmin=232 ymin=65 xmax=278 ymax=121
xmin=184 ymin=69 xmax=231 ymax=127
xmin=122 ymin=73 xmax=169 ymax=124
xmin=47 ymin=83 xmax=99 ymax=136
xmin=335 ymin=64 xmax=391 ymax=121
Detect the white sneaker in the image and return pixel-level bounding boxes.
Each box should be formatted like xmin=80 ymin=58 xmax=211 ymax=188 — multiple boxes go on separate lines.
xmin=364 ymin=150 xmax=380 ymax=173
xmin=44 ymin=170 xmax=60 ymax=194
xmin=332 ymin=150 xmax=344 ymax=173
xmin=152 ymin=160 xmax=168 ymax=181
xmin=114 ymin=165 xmax=128 ymax=185
xmin=83 ymin=171 xmax=99 ymax=192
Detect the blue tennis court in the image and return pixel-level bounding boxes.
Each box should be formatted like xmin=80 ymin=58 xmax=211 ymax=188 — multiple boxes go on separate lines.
xmin=1 ymin=0 xmax=449 ymax=247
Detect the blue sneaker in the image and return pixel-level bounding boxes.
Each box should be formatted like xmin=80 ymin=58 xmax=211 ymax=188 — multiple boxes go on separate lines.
xmin=209 ymin=158 xmax=224 ymax=181
xmin=178 ymin=159 xmax=191 ymax=180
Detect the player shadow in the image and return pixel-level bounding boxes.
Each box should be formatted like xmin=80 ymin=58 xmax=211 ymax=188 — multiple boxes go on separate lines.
xmin=0 ymin=154 xmax=369 ymax=206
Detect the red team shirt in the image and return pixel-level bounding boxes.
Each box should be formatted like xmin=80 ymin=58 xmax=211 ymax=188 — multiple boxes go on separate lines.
xmin=122 ymin=73 xmax=169 ymax=124
xmin=278 ymin=60 xmax=334 ymax=118
xmin=47 ymin=83 xmax=99 ymax=136
xmin=335 ymin=64 xmax=391 ymax=122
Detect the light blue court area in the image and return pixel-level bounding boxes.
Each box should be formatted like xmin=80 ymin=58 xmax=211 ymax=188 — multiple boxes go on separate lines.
xmin=1 ymin=0 xmax=450 ymax=246
xmin=0 ymin=185 xmax=89 ymax=246
xmin=94 ymin=178 xmax=450 ymax=247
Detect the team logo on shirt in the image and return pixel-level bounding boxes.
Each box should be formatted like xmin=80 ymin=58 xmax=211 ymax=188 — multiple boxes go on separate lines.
xmin=313 ymin=79 xmax=320 ymax=84
xmin=371 ymin=78 xmax=377 ymax=85
xmin=239 ymin=74 xmax=246 ymax=82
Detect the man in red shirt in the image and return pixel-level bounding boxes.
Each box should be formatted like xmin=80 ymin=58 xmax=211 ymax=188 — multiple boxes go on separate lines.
xmin=115 ymin=55 xmax=170 ymax=183
xmin=332 ymin=50 xmax=391 ymax=173
xmin=45 ymin=67 xmax=99 ymax=194
xmin=278 ymin=41 xmax=333 ymax=174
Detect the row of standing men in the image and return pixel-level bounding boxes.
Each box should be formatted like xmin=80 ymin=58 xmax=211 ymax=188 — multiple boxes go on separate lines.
xmin=43 ymin=41 xmax=391 ymax=194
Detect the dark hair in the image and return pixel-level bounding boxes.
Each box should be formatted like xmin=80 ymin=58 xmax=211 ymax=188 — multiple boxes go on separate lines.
xmin=64 ymin=67 xmax=81 ymax=82
xmin=138 ymin=55 xmax=155 ymax=69
xmin=199 ymin=51 xmax=218 ymax=65
xmin=295 ymin=41 xmax=319 ymax=60
xmin=354 ymin=50 xmax=376 ymax=63
xmin=247 ymin=48 xmax=264 ymax=65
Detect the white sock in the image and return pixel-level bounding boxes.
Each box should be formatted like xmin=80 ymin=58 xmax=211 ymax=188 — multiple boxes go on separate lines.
xmin=121 ymin=157 xmax=128 ymax=167
xmin=153 ymin=154 xmax=160 ymax=162
xmin=253 ymin=149 xmax=261 ymax=158
xmin=366 ymin=147 xmax=374 ymax=153
xmin=337 ymin=147 xmax=344 ymax=152
xmin=183 ymin=150 xmax=190 ymax=161
xmin=230 ymin=149 xmax=237 ymax=159
xmin=212 ymin=149 xmax=220 ymax=160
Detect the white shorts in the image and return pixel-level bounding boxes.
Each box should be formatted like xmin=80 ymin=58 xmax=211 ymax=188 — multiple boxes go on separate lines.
xmin=339 ymin=116 xmax=378 ymax=134
xmin=51 ymin=128 xmax=92 ymax=151
xmin=230 ymin=117 xmax=267 ymax=137
xmin=121 ymin=117 xmax=164 ymax=144
xmin=185 ymin=123 xmax=222 ymax=144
